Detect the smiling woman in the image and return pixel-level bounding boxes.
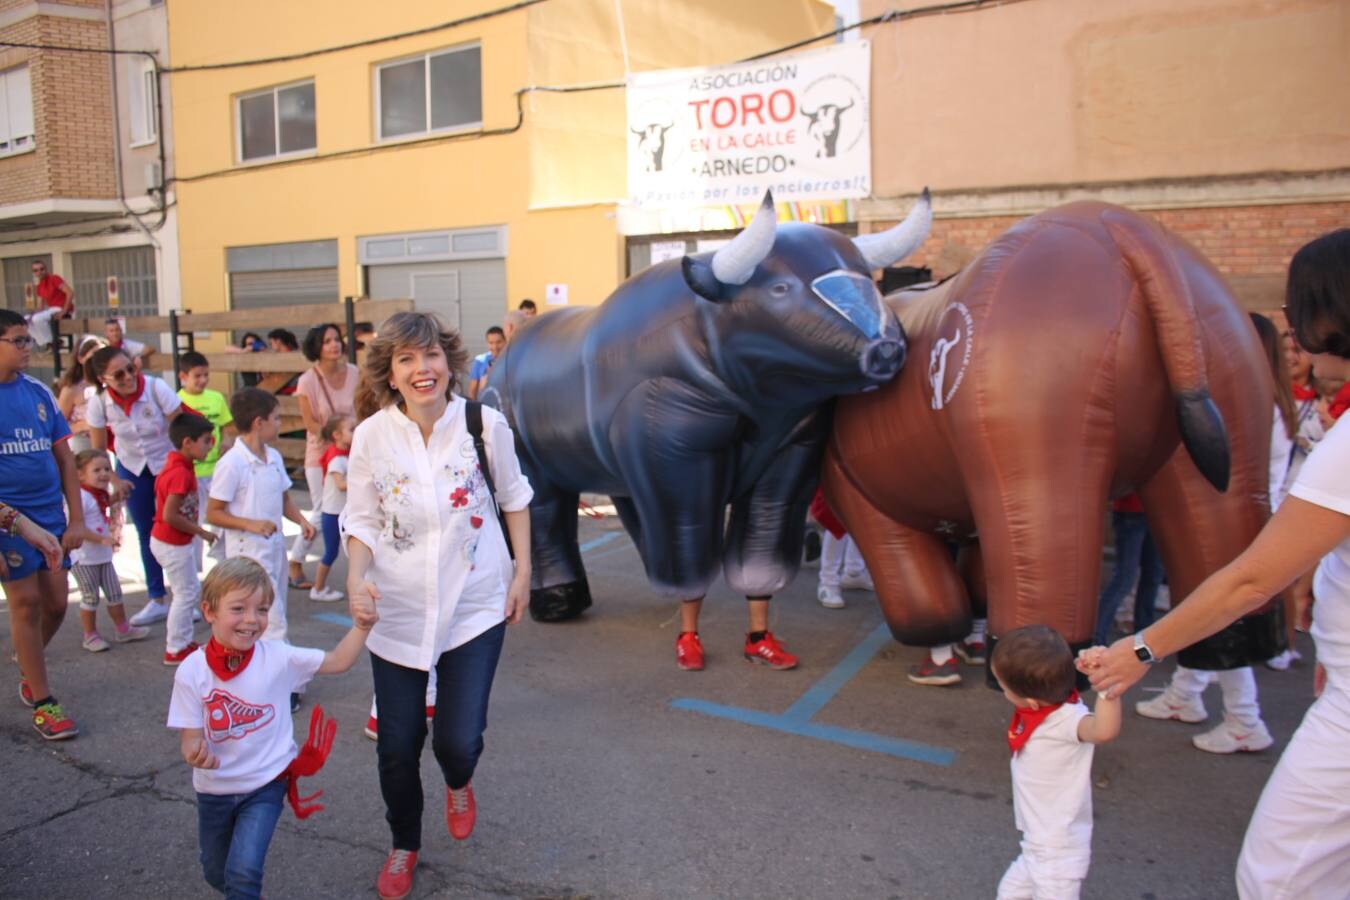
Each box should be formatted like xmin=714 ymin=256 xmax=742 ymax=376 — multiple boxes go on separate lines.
xmin=342 ymin=311 xmax=532 ymax=899
xmin=85 ymin=344 xmax=184 ymax=625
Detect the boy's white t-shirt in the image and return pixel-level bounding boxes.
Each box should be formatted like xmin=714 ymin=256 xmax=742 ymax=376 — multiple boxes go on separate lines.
xmin=320 ymin=455 xmax=347 ymax=515
xmin=167 ymin=640 xmax=324 ymax=795
xmin=1288 ymin=417 xmax=1350 ymax=683
xmin=69 ymin=490 xmax=114 ymax=566
xmin=1009 ymin=699 xmax=1094 ymax=867
xmin=208 ymin=440 xmax=292 ymax=558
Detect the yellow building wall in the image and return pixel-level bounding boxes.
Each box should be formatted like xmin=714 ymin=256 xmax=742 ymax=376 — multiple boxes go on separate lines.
xmin=169 ymin=0 xmax=834 ymax=319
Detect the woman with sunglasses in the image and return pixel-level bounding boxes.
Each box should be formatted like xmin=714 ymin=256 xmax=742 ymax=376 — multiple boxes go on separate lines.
xmin=1084 ymin=228 xmax=1350 ymax=898
xmin=85 ymin=345 xmax=185 ymax=627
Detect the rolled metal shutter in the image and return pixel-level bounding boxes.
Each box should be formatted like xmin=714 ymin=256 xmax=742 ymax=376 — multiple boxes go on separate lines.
xmin=228 ymin=268 xmax=338 ymax=310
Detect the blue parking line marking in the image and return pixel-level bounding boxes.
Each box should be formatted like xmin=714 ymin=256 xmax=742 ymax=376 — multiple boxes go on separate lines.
xmin=672 ymin=620 xmax=957 ymax=766
xmin=580 ymin=531 xmax=624 ymax=553
xmin=313 ymin=612 xmax=353 ymax=627
xmin=783 ymin=622 xmax=894 ymax=723
xmin=671 ymin=698 xmax=956 ymax=766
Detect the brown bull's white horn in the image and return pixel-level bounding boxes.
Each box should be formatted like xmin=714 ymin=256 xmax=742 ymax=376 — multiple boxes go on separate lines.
xmin=853 ymin=187 xmax=932 ymax=270
xmin=711 ymin=192 xmax=777 ymax=285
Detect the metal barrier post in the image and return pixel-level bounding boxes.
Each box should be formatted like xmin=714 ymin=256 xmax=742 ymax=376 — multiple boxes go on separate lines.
xmin=51 ymin=317 xmax=63 ymax=380
xmin=344 ymin=296 xmax=357 ymax=364
xmin=169 ymin=309 xmax=183 ymax=390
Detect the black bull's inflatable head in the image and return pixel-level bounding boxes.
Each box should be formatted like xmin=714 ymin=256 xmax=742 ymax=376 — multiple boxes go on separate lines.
xmin=483 ymin=190 xmax=932 ymax=621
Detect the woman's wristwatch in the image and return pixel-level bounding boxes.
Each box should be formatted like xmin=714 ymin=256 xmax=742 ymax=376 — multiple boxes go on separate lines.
xmin=1133 ymin=632 xmax=1159 ymax=664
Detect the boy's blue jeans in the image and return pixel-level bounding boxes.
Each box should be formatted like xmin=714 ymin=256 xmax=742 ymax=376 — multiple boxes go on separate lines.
xmin=197 ymin=778 xmax=287 ymax=899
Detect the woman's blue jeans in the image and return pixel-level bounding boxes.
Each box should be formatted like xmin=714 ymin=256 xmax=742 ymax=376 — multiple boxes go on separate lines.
xmin=1094 ymin=511 xmax=1164 ymax=645
xmin=197 ymin=778 xmax=286 ymax=899
xmin=371 ymin=621 xmax=506 ymax=851
xmin=117 ymin=461 xmax=166 ymax=599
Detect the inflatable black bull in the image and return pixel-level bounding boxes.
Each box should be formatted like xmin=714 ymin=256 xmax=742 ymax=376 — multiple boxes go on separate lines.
xmin=483 ymin=191 xmax=932 ymax=621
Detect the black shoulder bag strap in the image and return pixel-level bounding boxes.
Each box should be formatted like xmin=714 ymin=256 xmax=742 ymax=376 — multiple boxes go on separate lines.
xmin=465 ymin=400 xmax=514 ymax=559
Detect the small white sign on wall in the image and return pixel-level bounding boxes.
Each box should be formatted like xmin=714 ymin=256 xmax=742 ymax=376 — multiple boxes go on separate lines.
xmin=545 ymin=283 xmax=568 ymax=306
xmin=648 ymin=241 xmax=687 ymax=265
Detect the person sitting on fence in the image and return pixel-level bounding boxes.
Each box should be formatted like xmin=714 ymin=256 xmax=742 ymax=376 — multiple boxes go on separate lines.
xmin=86 ymin=344 xmax=185 ymax=628
xmin=25 ymin=260 xmax=74 ymax=349
xmin=287 ymin=324 xmax=359 ymax=591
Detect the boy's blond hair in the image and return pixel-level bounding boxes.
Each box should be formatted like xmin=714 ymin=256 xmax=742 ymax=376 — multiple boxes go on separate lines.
xmin=201 ymin=557 xmax=274 ymax=613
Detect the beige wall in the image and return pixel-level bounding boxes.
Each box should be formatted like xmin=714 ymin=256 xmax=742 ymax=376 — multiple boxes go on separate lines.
xmin=861 ymin=0 xmax=1349 ymax=197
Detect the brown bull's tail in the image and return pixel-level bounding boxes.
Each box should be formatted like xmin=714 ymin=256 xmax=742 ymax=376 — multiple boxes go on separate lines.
xmin=1102 ymin=210 xmax=1230 ymax=491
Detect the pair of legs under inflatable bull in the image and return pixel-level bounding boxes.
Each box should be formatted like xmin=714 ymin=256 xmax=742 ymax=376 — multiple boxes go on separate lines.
xmin=524 ymin=409 xmax=829 ymax=672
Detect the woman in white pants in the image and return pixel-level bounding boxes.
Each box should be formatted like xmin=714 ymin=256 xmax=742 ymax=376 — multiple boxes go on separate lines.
xmin=1086 ymin=228 xmax=1350 ymax=899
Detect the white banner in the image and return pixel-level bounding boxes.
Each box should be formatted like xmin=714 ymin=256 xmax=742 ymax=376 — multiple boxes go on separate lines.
xmin=627 ymin=42 xmax=871 ymax=208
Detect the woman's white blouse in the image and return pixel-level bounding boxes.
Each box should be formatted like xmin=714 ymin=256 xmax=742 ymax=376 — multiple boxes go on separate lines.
xmin=84 ymin=376 xmax=180 ymax=475
xmin=342 ymin=398 xmax=532 ymax=670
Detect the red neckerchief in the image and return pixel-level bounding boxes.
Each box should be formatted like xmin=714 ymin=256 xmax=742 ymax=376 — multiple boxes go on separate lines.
xmin=203 ymin=636 xmax=252 ymax=681
xmin=80 ymin=484 xmax=112 ymax=522
xmin=283 ymin=706 xmax=336 ymax=819
xmin=107 ymin=372 xmax=146 ymax=417
xmin=1007 ymin=690 xmax=1079 ymax=755
xmin=1330 ymin=383 xmax=1350 ymax=421
xmin=319 ymin=444 xmax=348 ymax=478
xmin=1292 ymin=381 xmax=1317 ymax=402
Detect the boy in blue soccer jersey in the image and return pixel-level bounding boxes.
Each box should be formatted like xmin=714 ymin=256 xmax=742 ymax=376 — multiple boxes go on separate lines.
xmin=0 ymin=309 xmax=86 ymax=740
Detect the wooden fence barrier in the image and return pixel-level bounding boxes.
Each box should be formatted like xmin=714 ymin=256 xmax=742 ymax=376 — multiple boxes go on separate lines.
xmin=32 ymin=297 xmax=414 ymax=466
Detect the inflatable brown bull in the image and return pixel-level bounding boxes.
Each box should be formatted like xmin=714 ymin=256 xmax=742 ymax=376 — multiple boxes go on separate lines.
xmin=822 ymin=201 xmax=1283 ymax=669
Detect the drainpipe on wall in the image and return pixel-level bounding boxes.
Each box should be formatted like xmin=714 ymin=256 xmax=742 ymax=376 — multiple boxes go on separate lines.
xmin=105 ymin=0 xmax=161 ymax=250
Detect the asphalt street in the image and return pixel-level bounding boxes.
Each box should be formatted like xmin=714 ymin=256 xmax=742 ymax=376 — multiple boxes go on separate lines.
xmin=0 ymin=503 xmax=1318 ymax=899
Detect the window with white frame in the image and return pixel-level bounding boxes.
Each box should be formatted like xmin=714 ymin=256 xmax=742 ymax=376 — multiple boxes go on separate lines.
xmin=0 ymin=65 xmax=35 ymax=157
xmin=128 ymin=59 xmax=158 ymax=146
xmin=237 ymin=80 xmax=316 ymax=162
xmin=376 ymin=44 xmax=481 ymax=140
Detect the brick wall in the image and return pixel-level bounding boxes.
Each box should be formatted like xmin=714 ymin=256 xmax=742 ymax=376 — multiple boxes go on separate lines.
xmin=877 ymin=200 xmax=1350 ymax=313
xmin=0 ymin=10 xmax=116 ymax=206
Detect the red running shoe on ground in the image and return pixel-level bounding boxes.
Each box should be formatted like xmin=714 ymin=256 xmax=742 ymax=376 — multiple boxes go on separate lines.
xmin=376 ymin=849 xmax=417 ymax=900
xmin=447 ymin=782 xmax=476 ymax=840
xmin=907 ymin=655 xmax=961 ymax=686
xmin=744 ymin=632 xmax=798 ymax=670
xmin=33 ymin=701 xmax=78 ymax=740
xmin=675 ymin=631 xmax=705 ymax=671
xmin=19 ymin=676 xmax=34 ymax=707
xmin=163 ymin=642 xmax=200 ymax=667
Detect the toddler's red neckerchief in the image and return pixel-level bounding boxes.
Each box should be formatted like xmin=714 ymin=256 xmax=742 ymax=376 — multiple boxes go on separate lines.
xmin=284 ymin=705 xmax=336 ymax=819
xmin=107 ymin=372 xmax=146 ymax=417
xmin=204 ymin=636 xmax=252 ymax=681
xmin=80 ymin=484 xmax=112 ymax=522
xmin=319 ymin=444 xmax=348 ymax=478
xmin=1292 ymin=381 xmax=1317 ymax=402
xmin=1007 ymin=690 xmax=1079 ymax=755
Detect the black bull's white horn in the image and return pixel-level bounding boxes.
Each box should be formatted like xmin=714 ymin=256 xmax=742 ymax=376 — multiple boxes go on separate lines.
xmin=711 ymin=192 xmax=778 ymax=286
xmin=852 ymin=188 xmax=933 ymax=270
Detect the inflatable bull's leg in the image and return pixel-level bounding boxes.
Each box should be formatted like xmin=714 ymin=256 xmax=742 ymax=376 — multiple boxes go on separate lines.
xmin=723 ymin=409 xmax=828 ymax=597
xmin=611 ymin=381 xmax=737 ymax=597
xmin=821 ymin=451 xmax=972 ymax=645
xmin=1141 ymin=446 xmax=1283 ymax=668
xmin=526 ymin=471 xmax=592 ymax=623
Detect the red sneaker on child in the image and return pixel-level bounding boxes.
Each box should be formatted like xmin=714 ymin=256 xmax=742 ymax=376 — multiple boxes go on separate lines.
xmin=675 ymin=631 xmax=705 ymax=671
xmin=743 ymin=631 xmax=798 ymax=670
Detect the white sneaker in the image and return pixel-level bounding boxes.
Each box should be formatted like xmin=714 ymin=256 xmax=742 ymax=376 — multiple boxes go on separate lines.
xmin=1192 ymin=716 xmax=1273 ymax=754
xmin=309 ymin=586 xmax=344 ymax=602
xmin=1135 ymin=685 xmax=1207 ymax=723
xmin=817 ymin=584 xmax=845 ymax=609
xmin=1264 ymin=649 xmax=1301 ymax=671
xmin=129 ymin=600 xmax=169 ymax=626
xmin=839 ymin=572 xmax=875 ymax=592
